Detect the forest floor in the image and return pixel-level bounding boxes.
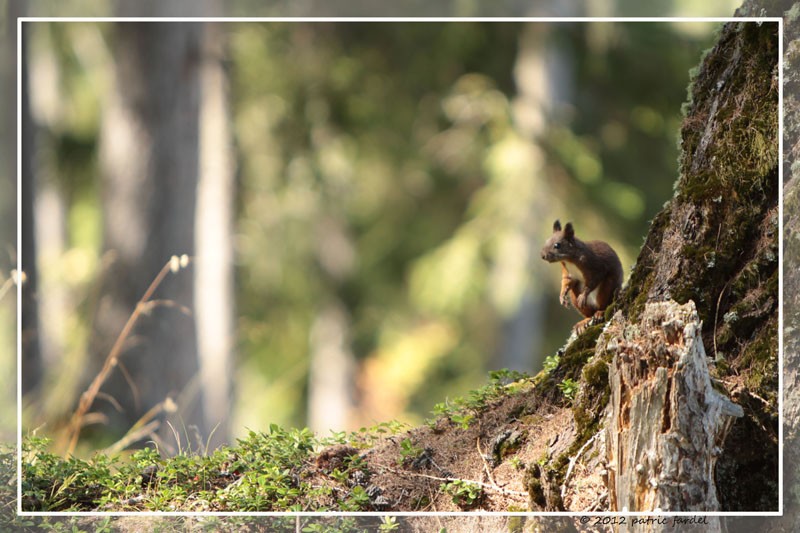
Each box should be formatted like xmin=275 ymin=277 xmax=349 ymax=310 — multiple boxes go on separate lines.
xmin=12 ymin=358 xmax=603 ymax=516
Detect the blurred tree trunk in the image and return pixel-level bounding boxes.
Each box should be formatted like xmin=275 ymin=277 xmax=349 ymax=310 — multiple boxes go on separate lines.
xmin=307 ymin=213 xmax=358 ymax=433
xmin=17 ymin=6 xmax=43 ymax=398
xmin=195 ymin=21 xmax=236 ymax=449
xmin=0 ymin=0 xmax=23 ymax=441
xmin=26 ymin=24 xmax=72 ymax=422
xmin=94 ymin=20 xmax=205 ymax=448
xmin=2 ymin=4 xmax=21 ymax=248
xmin=496 ymin=21 xmax=576 ymax=373
xmin=308 ymin=300 xmax=356 ymax=433
xmin=294 ymin=25 xmax=359 ymax=434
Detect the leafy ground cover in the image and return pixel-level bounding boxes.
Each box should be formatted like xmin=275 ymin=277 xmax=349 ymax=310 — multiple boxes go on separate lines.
xmin=15 ymin=369 xmax=587 ymax=515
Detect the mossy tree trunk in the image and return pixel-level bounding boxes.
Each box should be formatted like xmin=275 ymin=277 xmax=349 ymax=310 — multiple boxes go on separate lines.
xmin=605 ymin=18 xmax=779 ymax=514
xmin=497 ymin=17 xmax=778 ymax=522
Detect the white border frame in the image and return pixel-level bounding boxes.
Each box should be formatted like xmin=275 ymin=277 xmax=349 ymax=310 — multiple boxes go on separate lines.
xmin=16 ymin=15 xmax=784 ymax=519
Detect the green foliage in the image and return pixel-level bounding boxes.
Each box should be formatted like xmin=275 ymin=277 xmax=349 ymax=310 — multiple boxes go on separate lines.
xmin=301 ymin=517 xmax=362 ymax=533
xmin=19 ymin=423 xmax=396 ymax=513
xmin=428 ymin=369 xmax=529 ymax=428
xmin=321 ymin=420 xmax=411 ymax=453
xmin=231 ymin=22 xmax=527 ymax=429
xmin=341 ymin=485 xmax=370 ymax=512
xmin=542 ymin=354 xmax=560 ymax=374
xmin=379 ymin=516 xmax=401 ymax=531
xmin=450 ymin=413 xmax=475 ymax=430
xmin=215 ymin=426 xmax=316 ymax=512
xmin=397 ymin=438 xmax=425 ymax=466
xmin=0 ymin=443 xmax=37 ymax=531
xmin=440 ymin=479 xmax=482 ymax=507
xmin=557 ymin=378 xmax=579 ymax=402
xmin=17 ymin=370 xmax=539 ymax=513
xmin=21 ymin=436 xmax=112 ymax=512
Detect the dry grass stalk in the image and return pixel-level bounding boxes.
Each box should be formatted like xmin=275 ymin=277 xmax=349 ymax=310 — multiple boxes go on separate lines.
xmin=64 ymin=255 xmax=190 ymax=456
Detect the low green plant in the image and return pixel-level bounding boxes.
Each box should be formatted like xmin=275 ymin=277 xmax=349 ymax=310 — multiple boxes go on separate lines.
xmin=341 ymin=485 xmax=370 ymax=511
xmin=558 ymin=378 xmax=579 ymax=401
xmin=440 ymin=479 xmax=482 ymax=507
xmin=19 ymin=371 xmax=537 ymax=514
xmin=324 ymin=420 xmax=410 ymax=448
xmin=427 ymin=369 xmax=530 ymax=428
xmin=397 ymin=438 xmax=424 ymax=465
xmin=450 ymin=413 xmax=474 ymax=430
xmin=379 ymin=515 xmax=400 ymax=531
xmin=19 ymin=420 xmax=406 ymax=514
xmin=543 ymin=354 xmax=560 ymax=374
xmin=21 ymin=436 xmax=114 ymax=512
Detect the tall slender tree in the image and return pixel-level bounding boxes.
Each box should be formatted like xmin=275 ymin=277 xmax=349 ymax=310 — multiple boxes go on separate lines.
xmin=17 ymin=4 xmax=42 ymax=399
xmin=93 ymin=20 xmax=205 ymax=447
xmin=195 ymin=20 xmax=236 ymax=448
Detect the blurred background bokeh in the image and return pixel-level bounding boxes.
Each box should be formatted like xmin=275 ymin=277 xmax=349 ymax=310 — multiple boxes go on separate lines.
xmin=1 ymin=3 xmax=740 ymax=454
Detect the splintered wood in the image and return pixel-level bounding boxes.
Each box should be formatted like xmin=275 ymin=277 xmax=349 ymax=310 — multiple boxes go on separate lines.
xmin=602 ymin=300 xmax=743 ymax=515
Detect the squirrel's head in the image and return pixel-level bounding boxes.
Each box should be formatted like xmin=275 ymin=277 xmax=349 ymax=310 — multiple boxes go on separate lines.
xmin=540 ymin=219 xmax=576 ymax=262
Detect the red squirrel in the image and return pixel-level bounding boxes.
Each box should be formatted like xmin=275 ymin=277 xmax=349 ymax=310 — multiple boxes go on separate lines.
xmin=540 ymin=220 xmax=623 ymax=334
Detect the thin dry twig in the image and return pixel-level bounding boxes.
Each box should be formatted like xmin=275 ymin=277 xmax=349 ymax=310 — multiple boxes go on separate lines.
xmin=380 ymin=465 xmax=528 ymax=499
xmin=561 ymin=432 xmax=598 ymax=501
xmin=713 ymin=280 xmax=732 ymax=360
xmin=582 ymin=490 xmax=608 ymax=512
xmin=476 ymin=437 xmax=499 ymax=488
xmin=64 ymin=255 xmax=191 ymax=456
xmin=102 ymin=396 xmax=176 ymax=455
xmin=116 ymin=358 xmax=141 ymax=412
xmin=0 ymin=270 xmax=21 ymax=302
xmin=104 ymin=420 xmax=161 ymax=456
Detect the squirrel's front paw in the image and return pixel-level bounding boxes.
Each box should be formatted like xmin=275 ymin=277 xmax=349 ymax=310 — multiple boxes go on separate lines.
xmin=573 ymin=317 xmax=591 ymax=335
xmin=559 ymin=289 xmax=571 ymax=307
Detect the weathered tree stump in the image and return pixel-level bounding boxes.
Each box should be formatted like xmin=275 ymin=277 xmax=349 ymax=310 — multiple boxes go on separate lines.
xmin=601 ymin=301 xmax=743 ymax=531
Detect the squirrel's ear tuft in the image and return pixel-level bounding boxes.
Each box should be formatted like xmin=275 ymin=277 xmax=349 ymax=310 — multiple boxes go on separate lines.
xmin=564 ymin=222 xmax=575 ymax=239
xmin=553 ymin=220 xmax=561 ymax=232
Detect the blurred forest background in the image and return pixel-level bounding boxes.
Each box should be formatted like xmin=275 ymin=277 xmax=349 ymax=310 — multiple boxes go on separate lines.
xmin=8 ymin=14 xmax=728 ymax=454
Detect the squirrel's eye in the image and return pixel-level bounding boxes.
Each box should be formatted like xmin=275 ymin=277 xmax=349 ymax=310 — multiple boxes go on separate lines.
xmin=553 ymin=242 xmax=560 ymax=249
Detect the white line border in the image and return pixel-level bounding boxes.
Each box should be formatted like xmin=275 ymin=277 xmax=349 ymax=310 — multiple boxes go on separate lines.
xmin=15 ymin=16 xmax=785 ymax=22
xmin=15 ymin=15 xmax=784 ymax=519
xmin=16 ymin=11 xmax=23 ymax=524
